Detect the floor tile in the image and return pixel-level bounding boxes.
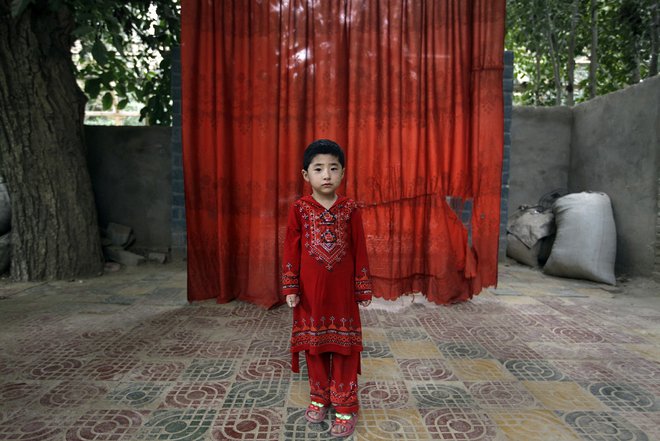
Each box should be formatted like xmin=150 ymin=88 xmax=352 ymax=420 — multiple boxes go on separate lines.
xmin=583 ymin=382 xmax=660 ymax=412
xmin=361 ymin=358 xmax=402 ymax=381
xmin=66 ymin=409 xmax=146 ymax=441
xmin=489 ymin=410 xmax=581 ymax=441
xmin=410 ymin=382 xmax=475 ymax=408
xmin=397 ymin=359 xmax=457 ymax=382
xmin=523 ymin=381 xmax=608 ymax=411
xmin=359 ymin=381 xmax=411 ymax=408
xmin=356 ymin=409 xmax=431 ymax=440
xmin=211 ymin=408 xmax=283 ymax=441
xmin=561 ymin=411 xmax=650 ymax=441
xmin=449 ymin=360 xmax=516 ymax=381
xmin=466 ymin=381 xmax=539 ymax=409
xmin=501 ymin=360 xmax=567 ymax=381
xmin=0 ymin=262 xmax=658 ymax=440
xmin=135 ymin=408 xmax=217 ymax=440
xmin=421 ymin=408 xmax=505 ymax=440
xmin=390 ymin=341 xmax=443 ymax=359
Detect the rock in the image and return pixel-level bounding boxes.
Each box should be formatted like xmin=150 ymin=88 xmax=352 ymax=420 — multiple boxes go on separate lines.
xmin=104 ymin=262 xmax=122 ymax=272
xmin=103 ymin=245 xmax=145 ymax=266
xmin=106 ymin=223 xmax=135 ymax=248
xmin=0 ymin=182 xmax=10 ymax=236
xmin=148 ymin=252 xmax=167 ymax=264
xmin=0 ymin=232 xmax=9 ymax=274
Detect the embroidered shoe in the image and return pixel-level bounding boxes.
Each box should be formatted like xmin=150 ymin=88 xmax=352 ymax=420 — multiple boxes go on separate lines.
xmin=304 ymin=402 xmax=328 ymax=423
xmin=330 ymin=413 xmax=357 ymax=437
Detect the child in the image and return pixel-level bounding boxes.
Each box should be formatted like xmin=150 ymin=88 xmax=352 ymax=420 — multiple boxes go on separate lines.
xmin=281 ymin=139 xmax=373 ymax=438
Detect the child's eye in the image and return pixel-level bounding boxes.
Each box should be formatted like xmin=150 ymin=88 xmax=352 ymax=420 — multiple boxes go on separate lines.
xmin=314 ymin=168 xmax=322 ymax=172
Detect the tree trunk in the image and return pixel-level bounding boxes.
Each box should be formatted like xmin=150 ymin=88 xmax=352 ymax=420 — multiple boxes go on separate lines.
xmin=649 ymin=0 xmax=658 ymax=77
xmin=534 ymin=52 xmax=542 ymax=105
xmin=589 ymin=0 xmax=598 ymax=99
xmin=0 ymin=1 xmax=104 ymax=280
xmin=566 ymin=0 xmax=581 ymax=106
xmin=631 ymin=46 xmax=641 ymax=83
xmin=544 ymin=9 xmax=563 ymax=105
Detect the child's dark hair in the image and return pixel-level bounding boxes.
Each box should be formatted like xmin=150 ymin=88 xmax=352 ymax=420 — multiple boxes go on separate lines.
xmin=302 ymin=139 xmax=345 ymax=171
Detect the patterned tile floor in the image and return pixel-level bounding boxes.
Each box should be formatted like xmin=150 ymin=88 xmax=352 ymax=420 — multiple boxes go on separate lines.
xmin=0 ymin=262 xmax=659 ymax=440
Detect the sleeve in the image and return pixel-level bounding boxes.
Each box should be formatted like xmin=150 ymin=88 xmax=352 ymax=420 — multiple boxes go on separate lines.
xmin=281 ymin=203 xmax=301 ymax=300
xmin=351 ymin=207 xmax=373 ymax=302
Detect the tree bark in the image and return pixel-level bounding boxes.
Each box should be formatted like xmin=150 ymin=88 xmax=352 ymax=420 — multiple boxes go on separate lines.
xmin=649 ymin=0 xmax=658 ymax=77
xmin=589 ymin=0 xmax=598 ymax=99
xmin=566 ymin=0 xmax=581 ymax=106
xmin=534 ymin=52 xmax=542 ymax=105
xmin=0 ymin=1 xmax=104 ymax=280
xmin=544 ymin=8 xmax=563 ymax=105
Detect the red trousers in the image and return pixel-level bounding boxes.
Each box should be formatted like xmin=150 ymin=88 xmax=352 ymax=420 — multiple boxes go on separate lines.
xmin=305 ymin=351 xmax=360 ymax=414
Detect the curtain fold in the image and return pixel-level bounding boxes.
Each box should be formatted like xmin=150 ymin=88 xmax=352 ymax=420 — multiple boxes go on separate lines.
xmin=180 ymin=0 xmax=506 ymax=308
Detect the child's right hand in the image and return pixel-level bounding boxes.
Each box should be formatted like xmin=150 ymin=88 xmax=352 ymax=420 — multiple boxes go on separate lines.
xmin=286 ymin=294 xmax=300 ymax=308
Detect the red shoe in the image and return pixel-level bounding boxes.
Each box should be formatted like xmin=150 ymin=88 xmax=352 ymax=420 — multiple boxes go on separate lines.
xmin=304 ymin=402 xmax=328 ymax=423
xmin=330 ymin=413 xmax=357 ymax=437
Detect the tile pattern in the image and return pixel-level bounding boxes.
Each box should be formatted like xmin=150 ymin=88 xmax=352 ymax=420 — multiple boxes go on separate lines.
xmin=0 ymin=263 xmax=659 ymax=440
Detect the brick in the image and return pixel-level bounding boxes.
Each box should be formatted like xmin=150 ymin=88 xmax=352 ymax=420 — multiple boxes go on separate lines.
xmin=172 ymin=194 xmax=186 ymax=207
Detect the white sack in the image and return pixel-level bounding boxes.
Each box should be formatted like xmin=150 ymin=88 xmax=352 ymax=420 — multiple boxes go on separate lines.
xmin=543 ymin=192 xmax=616 ymax=285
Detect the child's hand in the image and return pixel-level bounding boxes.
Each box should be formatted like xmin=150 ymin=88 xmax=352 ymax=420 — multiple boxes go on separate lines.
xmin=358 ymin=300 xmax=371 ymax=307
xmin=286 ymin=294 xmax=300 ymax=308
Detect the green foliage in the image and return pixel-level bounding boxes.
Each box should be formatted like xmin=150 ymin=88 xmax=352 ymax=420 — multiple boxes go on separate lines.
xmin=506 ymin=0 xmax=659 ymax=106
xmin=12 ymin=0 xmax=180 ymax=125
xmin=72 ymin=1 xmax=180 ymax=125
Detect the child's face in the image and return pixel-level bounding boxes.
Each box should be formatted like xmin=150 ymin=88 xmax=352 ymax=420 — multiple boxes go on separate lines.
xmin=302 ymin=154 xmax=344 ymax=199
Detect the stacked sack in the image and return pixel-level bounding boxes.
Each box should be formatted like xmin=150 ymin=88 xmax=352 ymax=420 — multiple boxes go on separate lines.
xmin=507 ymin=191 xmax=617 ymax=285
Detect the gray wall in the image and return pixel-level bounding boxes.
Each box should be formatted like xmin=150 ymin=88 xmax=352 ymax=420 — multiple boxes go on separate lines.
xmin=570 ymin=75 xmax=660 ymax=277
xmin=509 ymin=76 xmax=659 ymax=278
xmin=86 ymin=126 xmax=172 ymax=253
xmin=83 ymin=76 xmax=659 ymax=277
xmin=508 ymin=106 xmax=572 ymax=212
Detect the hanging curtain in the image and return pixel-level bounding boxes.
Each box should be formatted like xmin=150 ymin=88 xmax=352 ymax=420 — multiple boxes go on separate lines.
xmin=180 ymin=0 xmax=505 ymax=308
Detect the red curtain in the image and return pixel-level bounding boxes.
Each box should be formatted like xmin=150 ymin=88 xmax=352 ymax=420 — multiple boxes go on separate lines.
xmin=180 ymin=0 xmax=505 ymax=308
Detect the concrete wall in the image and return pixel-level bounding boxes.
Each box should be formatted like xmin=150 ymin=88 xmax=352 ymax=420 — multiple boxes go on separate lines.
xmin=82 ymin=76 xmax=658 ymax=278
xmin=86 ymin=126 xmax=172 ymax=253
xmin=570 ymin=75 xmax=660 ymax=277
xmin=508 ymin=106 xmax=572 ymax=212
xmin=508 ymin=77 xmax=659 ymax=278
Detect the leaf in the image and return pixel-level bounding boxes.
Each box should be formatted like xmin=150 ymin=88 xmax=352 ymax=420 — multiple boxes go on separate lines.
xmin=84 ymin=78 xmax=102 ymax=99
xmin=73 ymin=25 xmax=95 ymax=38
xmin=117 ymin=98 xmax=129 ymax=110
xmin=92 ymin=39 xmax=109 ymax=66
xmin=100 ymin=71 xmax=114 ymax=86
xmin=102 ymin=92 xmax=114 ymax=110
xmin=10 ymin=0 xmax=33 ymax=17
xmin=112 ymin=34 xmax=125 ymax=56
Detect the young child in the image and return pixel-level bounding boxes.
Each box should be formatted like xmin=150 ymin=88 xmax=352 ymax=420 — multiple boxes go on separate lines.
xmin=281 ymin=139 xmax=373 ymax=437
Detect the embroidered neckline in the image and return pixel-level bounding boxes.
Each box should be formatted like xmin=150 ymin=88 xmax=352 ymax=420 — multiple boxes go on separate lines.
xmin=297 ymin=197 xmax=356 ymax=270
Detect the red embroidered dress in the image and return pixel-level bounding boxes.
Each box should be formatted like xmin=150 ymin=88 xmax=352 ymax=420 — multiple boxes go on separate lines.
xmin=282 ymin=195 xmax=373 ymax=372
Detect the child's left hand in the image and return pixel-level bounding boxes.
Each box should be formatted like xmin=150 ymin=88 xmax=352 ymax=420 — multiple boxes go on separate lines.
xmin=358 ymin=300 xmax=371 ymax=307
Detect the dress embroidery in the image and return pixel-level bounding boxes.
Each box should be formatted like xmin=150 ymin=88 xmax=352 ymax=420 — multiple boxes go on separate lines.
xmin=297 ymin=199 xmax=356 ymax=271
xmin=281 ymin=262 xmax=299 ymax=293
xmin=291 ymin=316 xmax=362 ymax=351
xmin=281 ymin=195 xmax=372 ymax=374
xmin=330 ymin=380 xmax=358 ymax=408
xmin=354 ymin=267 xmax=372 ymax=297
